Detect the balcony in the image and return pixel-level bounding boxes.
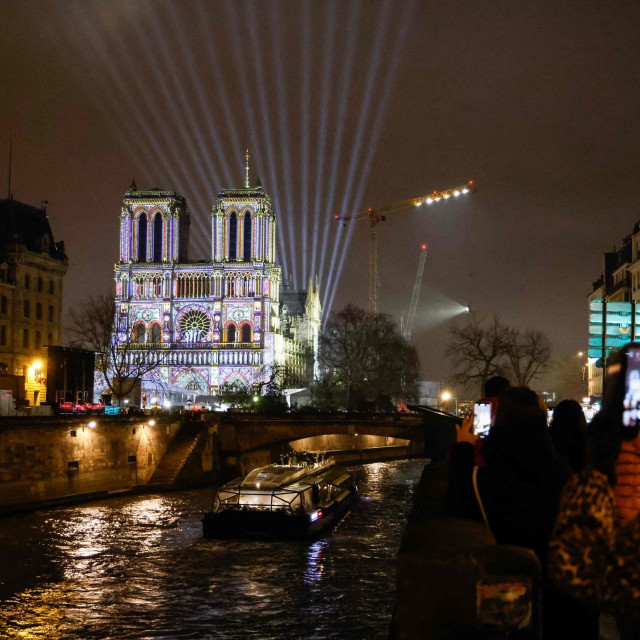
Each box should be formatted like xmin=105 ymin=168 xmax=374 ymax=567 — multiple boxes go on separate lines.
xmin=128 ymin=342 xmax=261 ymax=350
xmin=122 ymin=346 xmax=263 ymax=367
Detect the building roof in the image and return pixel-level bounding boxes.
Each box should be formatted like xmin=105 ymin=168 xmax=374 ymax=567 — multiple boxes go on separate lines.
xmin=280 ymin=288 xmax=307 ymax=317
xmin=0 ymin=198 xmax=66 ymax=261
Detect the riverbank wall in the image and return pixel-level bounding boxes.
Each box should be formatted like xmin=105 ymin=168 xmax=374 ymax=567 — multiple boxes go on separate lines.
xmin=0 ymin=413 xmax=426 ymax=515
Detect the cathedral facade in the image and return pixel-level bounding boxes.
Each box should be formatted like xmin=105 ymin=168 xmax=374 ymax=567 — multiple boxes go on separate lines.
xmin=112 ymin=162 xmax=321 ymax=404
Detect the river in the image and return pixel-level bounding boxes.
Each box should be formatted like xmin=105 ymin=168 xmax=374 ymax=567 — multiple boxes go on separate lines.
xmin=0 ymin=458 xmax=425 ymax=640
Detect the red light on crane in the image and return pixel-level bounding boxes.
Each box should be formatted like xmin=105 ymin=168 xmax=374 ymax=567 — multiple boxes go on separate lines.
xmin=334 ymin=215 xmax=340 ymax=219
xmin=421 ymin=243 xmax=427 ymax=251
xmin=469 ymin=179 xmax=473 ymax=184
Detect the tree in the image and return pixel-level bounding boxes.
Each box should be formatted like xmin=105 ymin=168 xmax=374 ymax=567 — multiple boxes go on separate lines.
xmin=445 ymin=314 xmax=552 ymax=395
xmin=504 ymin=328 xmax=552 ymax=386
xmin=66 ymin=292 xmax=166 ymax=404
xmin=444 ymin=315 xmax=508 ymax=394
xmin=318 ymin=305 xmax=419 ymax=410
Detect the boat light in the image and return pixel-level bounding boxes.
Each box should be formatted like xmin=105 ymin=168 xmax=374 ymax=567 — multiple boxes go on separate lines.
xmin=309 ymin=510 xmax=323 ymax=522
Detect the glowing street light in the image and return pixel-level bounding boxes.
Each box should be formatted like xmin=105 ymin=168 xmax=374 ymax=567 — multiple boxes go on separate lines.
xmin=147 ymin=419 xmax=156 ymax=427
xmin=87 ymin=420 xmax=97 ymax=428
xmin=441 ymin=391 xmax=452 ymax=401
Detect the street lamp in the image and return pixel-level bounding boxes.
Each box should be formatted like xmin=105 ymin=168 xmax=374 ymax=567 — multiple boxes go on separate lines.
xmin=440 ymin=390 xmax=458 ymax=416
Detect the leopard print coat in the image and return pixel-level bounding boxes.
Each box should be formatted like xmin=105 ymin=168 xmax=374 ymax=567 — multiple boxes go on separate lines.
xmin=548 ymin=470 xmax=640 ymax=617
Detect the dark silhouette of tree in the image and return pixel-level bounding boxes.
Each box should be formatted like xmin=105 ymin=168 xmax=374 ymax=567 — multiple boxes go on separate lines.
xmin=445 ymin=314 xmax=552 ymax=395
xmin=319 ymin=305 xmax=419 ymax=410
xmin=504 ymin=327 xmax=552 ymax=386
xmin=66 ymin=292 xmax=167 ymax=404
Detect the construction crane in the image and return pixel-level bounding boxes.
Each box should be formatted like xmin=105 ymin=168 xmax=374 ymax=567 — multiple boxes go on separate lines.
xmin=334 ymin=180 xmax=476 ymax=314
xmin=401 ymin=243 xmax=428 ymax=342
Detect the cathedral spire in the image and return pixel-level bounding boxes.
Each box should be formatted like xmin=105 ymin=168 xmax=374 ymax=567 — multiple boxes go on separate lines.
xmin=244 ymin=148 xmax=250 ymax=188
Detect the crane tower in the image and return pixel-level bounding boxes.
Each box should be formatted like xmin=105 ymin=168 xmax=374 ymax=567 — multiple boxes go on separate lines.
xmin=335 ymin=180 xmax=476 ymax=314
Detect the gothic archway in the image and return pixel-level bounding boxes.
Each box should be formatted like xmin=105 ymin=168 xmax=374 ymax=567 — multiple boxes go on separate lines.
xmin=240 ymin=323 xmax=251 ymax=343
xmin=153 ymin=212 xmax=162 ymax=262
xmin=227 ymin=323 xmax=236 ymax=343
xmin=243 ymin=211 xmax=251 ymax=261
xmin=137 ymin=213 xmax=147 ymax=261
xmin=228 ymin=212 xmax=237 ymax=260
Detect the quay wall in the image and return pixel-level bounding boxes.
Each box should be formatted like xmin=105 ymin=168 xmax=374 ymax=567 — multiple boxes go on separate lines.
xmin=0 ymin=417 xmax=183 ymax=508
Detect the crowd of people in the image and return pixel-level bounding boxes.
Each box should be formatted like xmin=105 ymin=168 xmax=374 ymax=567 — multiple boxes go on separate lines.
xmin=444 ymin=369 xmax=640 ymax=639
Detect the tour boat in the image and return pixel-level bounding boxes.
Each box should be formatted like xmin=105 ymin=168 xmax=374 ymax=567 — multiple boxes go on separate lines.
xmin=202 ymin=454 xmax=357 ymax=538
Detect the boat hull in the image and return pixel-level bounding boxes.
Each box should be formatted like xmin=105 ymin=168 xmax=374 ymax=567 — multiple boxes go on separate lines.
xmin=202 ymin=487 xmax=357 ymax=539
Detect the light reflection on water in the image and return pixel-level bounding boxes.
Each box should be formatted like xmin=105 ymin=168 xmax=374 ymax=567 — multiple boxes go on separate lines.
xmin=0 ymin=458 xmax=425 ymax=640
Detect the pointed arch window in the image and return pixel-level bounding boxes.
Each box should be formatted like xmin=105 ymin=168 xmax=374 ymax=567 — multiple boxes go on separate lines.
xmin=138 ymin=213 xmax=147 ymax=261
xmin=243 ymin=212 xmax=252 ymax=261
xmin=241 ymin=323 xmax=251 ymax=343
xmin=153 ymin=213 xmax=163 ymax=262
xmin=134 ymin=324 xmax=146 ymax=343
xmin=227 ymin=323 xmax=236 ymax=343
xmin=228 ymin=212 xmax=237 ymax=260
xmin=150 ymin=323 xmax=162 ymax=343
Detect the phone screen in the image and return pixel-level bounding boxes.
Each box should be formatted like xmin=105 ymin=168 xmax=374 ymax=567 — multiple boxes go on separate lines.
xmin=474 ymin=402 xmax=492 ymax=436
xmin=623 ymin=348 xmax=640 ymax=427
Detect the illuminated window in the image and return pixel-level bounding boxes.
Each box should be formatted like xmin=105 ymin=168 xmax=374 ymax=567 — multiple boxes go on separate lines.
xmin=23 ymin=329 xmax=29 ymax=349
xmin=180 ymin=310 xmax=211 ymax=342
xmin=241 ymin=323 xmax=251 ymax=343
xmin=24 ymin=274 xmax=30 ymax=289
xmin=138 ymin=213 xmax=147 ymax=261
xmin=37 ymin=277 xmax=43 ymax=292
xmin=48 ymin=305 xmax=54 ymax=322
xmin=228 ymin=212 xmax=237 ymax=260
xmin=153 ymin=213 xmax=163 ymax=262
xmin=0 ymin=325 xmax=5 ymax=346
xmin=24 ymin=300 xmax=30 ymax=318
xmin=0 ymin=296 xmax=6 ymax=314
xmin=227 ymin=323 xmax=236 ymax=343
xmin=36 ymin=302 xmax=42 ymax=320
xmin=243 ymin=212 xmax=251 ymax=261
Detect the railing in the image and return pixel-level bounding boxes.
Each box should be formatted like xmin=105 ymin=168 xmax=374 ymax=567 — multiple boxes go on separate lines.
xmin=128 ymin=342 xmax=262 ymax=350
xmin=122 ymin=348 xmax=263 ymax=366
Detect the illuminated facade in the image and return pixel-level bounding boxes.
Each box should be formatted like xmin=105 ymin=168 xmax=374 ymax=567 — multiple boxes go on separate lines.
xmin=0 ymin=198 xmax=68 ymax=406
xmin=113 ymin=165 xmax=321 ymax=403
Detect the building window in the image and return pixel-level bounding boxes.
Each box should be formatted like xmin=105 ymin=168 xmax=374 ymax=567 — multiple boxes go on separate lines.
xmin=153 ymin=213 xmax=163 ymax=262
xmin=36 ymin=302 xmax=42 ymax=320
xmin=243 ymin=212 xmax=251 ymax=261
xmin=49 ymin=280 xmax=54 ymax=295
xmin=134 ymin=324 xmax=146 ymax=343
xmin=1 ymin=296 xmax=6 ymax=314
xmin=227 ymin=323 xmax=236 ymax=343
xmin=47 ymin=333 xmax=52 ymax=345
xmin=228 ymin=212 xmax=237 ymax=260
xmin=37 ymin=277 xmax=43 ymax=292
xmin=150 ymin=323 xmax=162 ymax=343
xmin=138 ymin=213 xmax=148 ymax=261
xmin=48 ymin=305 xmax=54 ymax=322
xmin=24 ymin=300 xmax=30 ymax=318
xmin=241 ymin=323 xmax=251 ymax=343
xmin=23 ymin=329 xmax=29 ymax=349
xmin=24 ymin=274 xmax=30 ymax=289
xmin=35 ymin=331 xmax=41 ymax=349
xmin=0 ymin=325 xmax=5 ymax=346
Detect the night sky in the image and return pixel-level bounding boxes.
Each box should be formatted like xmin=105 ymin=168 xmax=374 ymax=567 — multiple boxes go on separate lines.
xmin=2 ymin=0 xmax=640 ymax=385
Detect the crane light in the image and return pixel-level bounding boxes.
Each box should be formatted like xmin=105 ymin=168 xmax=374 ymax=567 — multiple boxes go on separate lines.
xmin=426 ymin=197 xmax=433 ymax=204
xmin=454 ymin=190 xmax=460 ymax=196
xmin=421 ymin=243 xmax=427 ymax=250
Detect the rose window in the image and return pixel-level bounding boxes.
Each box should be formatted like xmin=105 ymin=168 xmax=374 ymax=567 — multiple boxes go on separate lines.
xmin=180 ymin=310 xmax=211 ymax=342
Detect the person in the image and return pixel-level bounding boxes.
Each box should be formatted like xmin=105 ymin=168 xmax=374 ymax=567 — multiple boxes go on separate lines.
xmin=549 ymin=399 xmax=588 ymax=475
xmin=446 ymin=386 xmax=595 ymax=639
xmin=480 ymin=375 xmax=510 ymax=425
xmin=549 ymin=403 xmax=640 ymax=638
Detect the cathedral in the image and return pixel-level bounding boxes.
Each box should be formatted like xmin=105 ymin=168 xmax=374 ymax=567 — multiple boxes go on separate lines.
xmin=112 ymin=154 xmax=321 ymax=405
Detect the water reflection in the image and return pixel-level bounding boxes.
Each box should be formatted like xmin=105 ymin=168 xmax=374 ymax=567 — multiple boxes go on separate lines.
xmin=0 ymin=459 xmax=426 ymax=639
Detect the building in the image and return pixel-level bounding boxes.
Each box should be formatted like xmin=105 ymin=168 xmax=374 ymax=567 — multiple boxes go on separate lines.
xmin=0 ymin=198 xmax=68 ymax=406
xmin=111 ymin=158 xmax=321 ymax=406
xmin=587 ymin=228 xmax=637 ymax=398
xmin=45 ymin=346 xmax=96 ymax=405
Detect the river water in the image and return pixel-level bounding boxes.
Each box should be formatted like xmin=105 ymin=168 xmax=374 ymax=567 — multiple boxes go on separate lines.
xmin=0 ymin=458 xmax=425 ymax=640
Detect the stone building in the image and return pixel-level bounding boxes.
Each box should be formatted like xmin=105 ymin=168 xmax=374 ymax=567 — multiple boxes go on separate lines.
xmin=0 ymin=198 xmax=68 ymax=405
xmin=111 ymin=156 xmax=321 ymax=406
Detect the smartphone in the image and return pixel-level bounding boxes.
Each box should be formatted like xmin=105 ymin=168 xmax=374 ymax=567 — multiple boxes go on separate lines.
xmin=623 ymin=346 xmax=640 ymax=427
xmin=473 ymin=402 xmax=492 ymax=436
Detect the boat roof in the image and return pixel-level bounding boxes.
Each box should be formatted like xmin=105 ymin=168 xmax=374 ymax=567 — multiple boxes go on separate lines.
xmin=241 ymin=460 xmax=336 ymax=490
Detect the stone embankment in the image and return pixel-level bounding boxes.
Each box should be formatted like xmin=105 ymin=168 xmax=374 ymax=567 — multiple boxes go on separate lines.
xmin=0 ymin=412 xmax=428 ymax=514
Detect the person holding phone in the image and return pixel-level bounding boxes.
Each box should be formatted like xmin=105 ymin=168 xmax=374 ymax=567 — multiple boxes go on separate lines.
xmin=549 ymin=346 xmax=640 ymax=636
